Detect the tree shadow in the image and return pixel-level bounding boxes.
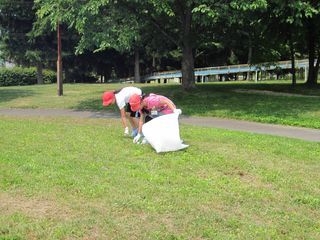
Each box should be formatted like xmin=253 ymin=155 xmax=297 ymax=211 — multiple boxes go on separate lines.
xmin=174 ymin=83 xmax=320 ymax=128
xmin=0 ymin=89 xmax=36 ymax=104
xmin=73 ymin=82 xmax=320 ymax=128
xmin=73 ymin=96 xmax=119 ymax=113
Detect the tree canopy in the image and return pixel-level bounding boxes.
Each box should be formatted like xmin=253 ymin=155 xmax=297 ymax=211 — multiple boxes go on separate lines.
xmin=0 ymin=0 xmax=319 ymax=89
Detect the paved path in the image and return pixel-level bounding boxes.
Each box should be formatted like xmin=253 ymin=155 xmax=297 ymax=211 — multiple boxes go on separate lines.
xmin=1 ymin=108 xmax=320 ymax=142
xmin=0 ymin=108 xmax=119 ymax=119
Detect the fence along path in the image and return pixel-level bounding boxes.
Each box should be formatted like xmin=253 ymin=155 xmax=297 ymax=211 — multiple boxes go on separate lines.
xmin=143 ymin=59 xmax=310 ymax=83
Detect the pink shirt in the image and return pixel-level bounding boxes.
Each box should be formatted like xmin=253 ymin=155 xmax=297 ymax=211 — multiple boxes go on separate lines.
xmin=142 ymin=94 xmax=175 ymax=114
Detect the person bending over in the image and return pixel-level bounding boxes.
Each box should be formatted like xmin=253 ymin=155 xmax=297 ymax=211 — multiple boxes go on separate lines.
xmin=102 ymin=86 xmax=143 ymax=137
xmin=129 ymin=93 xmax=181 ymax=144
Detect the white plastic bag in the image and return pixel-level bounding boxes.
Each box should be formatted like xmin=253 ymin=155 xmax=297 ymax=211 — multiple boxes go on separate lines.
xmin=142 ymin=113 xmax=189 ymax=153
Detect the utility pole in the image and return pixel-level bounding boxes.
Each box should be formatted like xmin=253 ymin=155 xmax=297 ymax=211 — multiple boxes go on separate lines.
xmin=57 ymin=21 xmax=63 ymax=96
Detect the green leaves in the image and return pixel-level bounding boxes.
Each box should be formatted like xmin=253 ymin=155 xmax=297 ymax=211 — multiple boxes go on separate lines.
xmin=149 ymin=0 xmax=175 ymax=16
xmin=230 ymin=0 xmax=268 ymax=11
xmin=35 ymin=0 xmax=141 ymax=53
xmin=192 ymin=4 xmax=217 ymax=18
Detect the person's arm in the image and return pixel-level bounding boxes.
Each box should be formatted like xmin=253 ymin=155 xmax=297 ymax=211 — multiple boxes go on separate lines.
xmin=138 ymin=113 xmax=144 ymax=134
xmin=159 ymin=99 xmax=175 ymax=111
xmin=138 ymin=102 xmax=147 ymax=133
xmin=159 ymin=98 xmax=182 ymax=114
xmin=133 ymin=113 xmax=144 ymax=143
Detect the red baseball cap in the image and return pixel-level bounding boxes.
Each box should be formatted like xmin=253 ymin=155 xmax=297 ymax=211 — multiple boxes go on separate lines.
xmin=102 ymin=91 xmax=115 ymax=106
xmin=129 ymin=94 xmax=141 ymax=111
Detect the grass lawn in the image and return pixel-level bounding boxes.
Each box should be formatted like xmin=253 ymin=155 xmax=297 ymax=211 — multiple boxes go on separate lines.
xmin=0 ymin=80 xmax=320 ymax=129
xmin=1 ymin=116 xmax=320 ymax=239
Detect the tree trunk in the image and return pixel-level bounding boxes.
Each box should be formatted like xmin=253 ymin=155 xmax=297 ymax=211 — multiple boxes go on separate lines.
xmin=289 ymin=34 xmax=296 ymax=87
xmin=315 ymin=51 xmax=320 ymax=83
xmin=306 ymin=19 xmax=317 ymax=86
xmin=288 ymin=4 xmax=296 ymax=86
xmin=181 ymin=5 xmax=195 ymax=90
xmin=181 ymin=42 xmax=195 ymax=90
xmin=152 ymin=53 xmax=156 ymax=72
xmin=36 ymin=62 xmax=44 ymax=84
xmin=247 ymin=37 xmax=252 ymax=80
xmin=134 ymin=47 xmax=140 ymax=83
xmin=57 ymin=22 xmax=63 ymax=96
xmin=247 ymin=46 xmax=252 ymax=65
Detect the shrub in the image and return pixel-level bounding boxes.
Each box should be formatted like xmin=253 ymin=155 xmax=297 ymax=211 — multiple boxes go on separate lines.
xmin=43 ymin=69 xmax=56 ymax=84
xmin=0 ymin=67 xmax=56 ymax=86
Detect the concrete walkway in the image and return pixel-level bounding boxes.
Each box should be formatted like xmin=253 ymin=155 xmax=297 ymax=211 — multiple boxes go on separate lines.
xmin=1 ymin=108 xmax=320 ymax=142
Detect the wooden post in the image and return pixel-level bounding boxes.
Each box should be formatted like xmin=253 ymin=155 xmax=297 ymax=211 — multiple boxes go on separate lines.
xmin=134 ymin=47 xmax=140 ymax=83
xmin=57 ymin=22 xmax=63 ymax=96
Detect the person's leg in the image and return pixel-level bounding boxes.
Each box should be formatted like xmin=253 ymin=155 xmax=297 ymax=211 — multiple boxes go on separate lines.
xmin=128 ymin=114 xmax=138 ymax=129
xmin=126 ymin=104 xmax=141 ymax=137
xmin=125 ymin=104 xmax=139 ymax=129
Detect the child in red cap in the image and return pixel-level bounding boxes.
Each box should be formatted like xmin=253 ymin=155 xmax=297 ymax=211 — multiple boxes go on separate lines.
xmin=129 ymin=93 xmax=181 ymax=144
xmin=102 ymin=87 xmax=142 ymax=137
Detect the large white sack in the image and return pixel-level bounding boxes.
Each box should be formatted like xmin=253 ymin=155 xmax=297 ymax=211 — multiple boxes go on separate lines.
xmin=142 ymin=113 xmax=189 ymax=153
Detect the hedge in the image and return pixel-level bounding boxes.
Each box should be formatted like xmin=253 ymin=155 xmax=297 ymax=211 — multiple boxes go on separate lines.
xmin=0 ymin=67 xmax=56 ymax=86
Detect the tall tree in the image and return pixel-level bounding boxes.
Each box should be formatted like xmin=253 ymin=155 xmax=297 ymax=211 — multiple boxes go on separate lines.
xmin=268 ymin=0 xmax=320 ymax=86
xmin=0 ymin=0 xmax=55 ymax=84
xmin=305 ymin=8 xmax=320 ymax=86
xmin=35 ymin=0 xmax=317 ymax=88
xmin=32 ymin=1 xmax=238 ymax=89
xmin=292 ymin=0 xmax=320 ymax=86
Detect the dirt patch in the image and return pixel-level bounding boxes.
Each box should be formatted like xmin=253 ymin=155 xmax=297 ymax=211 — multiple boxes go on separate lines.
xmin=233 ymin=89 xmax=320 ymax=98
xmin=0 ymin=192 xmax=72 ymax=220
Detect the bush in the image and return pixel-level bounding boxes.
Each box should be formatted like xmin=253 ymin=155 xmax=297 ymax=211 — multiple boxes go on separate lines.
xmin=43 ymin=69 xmax=56 ymax=84
xmin=0 ymin=67 xmax=56 ymax=86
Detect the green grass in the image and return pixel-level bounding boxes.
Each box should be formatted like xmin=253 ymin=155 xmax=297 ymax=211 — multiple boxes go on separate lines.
xmin=0 ymin=81 xmax=320 ymax=129
xmin=1 ymin=116 xmax=320 ymax=239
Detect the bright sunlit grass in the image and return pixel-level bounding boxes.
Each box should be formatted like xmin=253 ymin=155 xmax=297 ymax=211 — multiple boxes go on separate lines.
xmin=1 ymin=116 xmax=319 ymax=239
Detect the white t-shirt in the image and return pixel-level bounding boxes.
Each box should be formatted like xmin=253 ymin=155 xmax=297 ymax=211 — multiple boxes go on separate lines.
xmin=115 ymin=87 xmax=142 ymax=110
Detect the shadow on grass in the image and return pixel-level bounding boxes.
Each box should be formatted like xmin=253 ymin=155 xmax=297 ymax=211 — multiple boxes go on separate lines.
xmin=73 ymin=84 xmax=181 ymax=112
xmin=73 ymin=97 xmax=119 ymax=113
xmin=0 ymin=88 xmax=36 ymax=104
xmin=73 ymin=82 xmax=320 ymax=128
